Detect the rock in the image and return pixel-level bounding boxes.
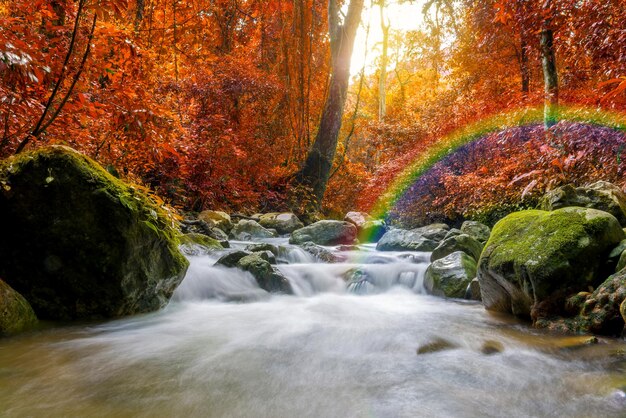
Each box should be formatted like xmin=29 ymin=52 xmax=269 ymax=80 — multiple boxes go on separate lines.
xmin=344 ymin=211 xmax=372 ymax=227
xmin=376 ymin=229 xmax=438 ymax=252
xmin=444 ymin=228 xmax=463 ymax=240
xmin=254 ymin=250 xmax=277 ymax=265
xmin=215 ymin=250 xmax=252 ymax=268
xmin=230 ymin=219 xmax=276 ymax=240
xmin=344 ymin=268 xmax=376 ymax=295
xmin=618 ymin=251 xmax=626 ymax=273
xmin=537 ymin=271 xmax=626 ymax=336
xmin=181 ymin=219 xmax=229 ymax=242
xmin=258 ymin=213 xmax=304 ymax=235
xmin=360 ymin=220 xmax=387 ymax=243
xmin=540 ymin=181 xmax=626 ymax=226
xmin=478 ymin=208 xmax=625 ymax=321
xmin=299 ymin=242 xmax=341 ymax=263
xmin=237 ymin=254 xmax=292 ymax=294
xmin=0 ymin=279 xmax=37 ymax=336
xmin=608 ymin=239 xmax=626 ymax=272
xmin=289 ymin=220 xmax=357 ymax=246
xmin=460 ymin=221 xmax=491 ymax=243
xmin=621 ymin=299 xmax=626 ymax=324
xmin=198 ymin=210 xmax=232 ymax=233
xmin=416 ymin=338 xmax=458 ymax=354
xmin=245 ymin=243 xmax=280 ymax=255
xmin=0 ymin=146 xmax=189 ymax=320
xmin=413 ymin=223 xmax=450 ymax=242
xmin=465 ymin=278 xmax=482 ymax=301
xmin=179 ymin=233 xmax=223 ymax=256
xmin=480 ymin=340 xmax=504 ymax=355
xmin=424 ymin=251 xmax=477 ymax=298
xmin=430 ymin=234 xmax=483 ymax=262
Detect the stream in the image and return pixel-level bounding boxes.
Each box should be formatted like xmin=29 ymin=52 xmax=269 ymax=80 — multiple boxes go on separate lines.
xmin=0 ymin=239 xmax=625 ymax=417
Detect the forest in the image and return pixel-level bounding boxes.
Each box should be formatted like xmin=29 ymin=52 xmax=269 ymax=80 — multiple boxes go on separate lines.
xmin=2 ymin=0 xmax=625 ymax=221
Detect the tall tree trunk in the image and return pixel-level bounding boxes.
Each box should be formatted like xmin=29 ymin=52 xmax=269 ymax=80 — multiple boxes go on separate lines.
xmin=540 ymin=0 xmax=558 ymax=128
xmin=295 ymin=0 xmax=364 ymax=207
xmin=378 ymin=0 xmax=389 ymax=121
xmin=135 ymin=0 xmax=145 ymax=30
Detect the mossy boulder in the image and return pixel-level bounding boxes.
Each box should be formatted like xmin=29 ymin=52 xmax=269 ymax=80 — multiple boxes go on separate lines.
xmin=237 ymin=254 xmax=292 ymax=294
xmin=258 ymin=213 xmax=304 ymax=235
xmin=0 ymin=279 xmax=37 ymax=336
xmin=0 ymin=146 xmax=189 ymax=320
xmin=478 ymin=207 xmax=625 ymax=320
xmin=290 ymin=220 xmax=357 ymax=246
xmin=430 ymin=234 xmax=483 ymax=263
xmin=540 ymin=181 xmax=626 ymax=226
xmin=424 ymin=251 xmax=477 ymax=298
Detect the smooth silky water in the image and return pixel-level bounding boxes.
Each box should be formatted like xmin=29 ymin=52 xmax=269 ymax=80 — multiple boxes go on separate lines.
xmin=1 ymin=239 xmax=625 ymax=418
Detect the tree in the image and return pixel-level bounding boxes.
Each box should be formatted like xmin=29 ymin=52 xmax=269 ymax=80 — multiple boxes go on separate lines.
xmin=540 ymin=0 xmax=558 ymax=128
xmin=295 ymin=0 xmax=365 ymax=208
xmin=378 ymin=0 xmax=390 ymax=121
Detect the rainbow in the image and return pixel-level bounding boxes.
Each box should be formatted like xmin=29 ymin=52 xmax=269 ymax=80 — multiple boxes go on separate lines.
xmin=365 ymin=104 xmax=626 ymax=231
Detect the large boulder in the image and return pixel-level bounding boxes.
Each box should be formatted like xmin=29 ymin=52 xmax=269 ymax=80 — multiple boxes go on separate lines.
xmin=430 ymin=234 xmax=483 ymax=262
xmin=540 ymin=181 xmax=626 ymax=226
xmin=230 ymin=219 xmax=276 ymax=240
xmin=478 ymin=207 xmax=625 ymax=320
xmin=198 ymin=210 xmax=232 ymax=233
xmin=376 ymin=229 xmax=439 ymax=252
xmin=258 ymin=213 xmax=304 ymax=235
xmin=290 ymin=220 xmax=357 ymax=246
xmin=536 ymin=270 xmax=626 ymax=336
xmin=0 ymin=279 xmax=37 ymax=336
xmin=460 ymin=221 xmax=491 ymax=243
xmin=424 ymin=251 xmax=477 ymax=298
xmin=0 ymin=146 xmax=189 ymax=320
xmin=344 ymin=211 xmax=371 ymax=227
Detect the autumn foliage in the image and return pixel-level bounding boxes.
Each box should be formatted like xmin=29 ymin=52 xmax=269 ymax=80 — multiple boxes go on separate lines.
xmin=1 ymin=0 xmax=625 ymax=219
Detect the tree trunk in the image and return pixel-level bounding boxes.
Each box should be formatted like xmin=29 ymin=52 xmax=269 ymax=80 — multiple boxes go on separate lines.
xmin=540 ymin=0 xmax=558 ymax=128
xmin=135 ymin=0 xmax=145 ymax=30
xmin=378 ymin=0 xmax=389 ymax=121
xmin=295 ymin=0 xmax=364 ymax=207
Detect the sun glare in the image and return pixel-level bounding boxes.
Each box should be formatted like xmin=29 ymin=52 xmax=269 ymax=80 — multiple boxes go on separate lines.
xmin=350 ymin=2 xmax=425 ymax=76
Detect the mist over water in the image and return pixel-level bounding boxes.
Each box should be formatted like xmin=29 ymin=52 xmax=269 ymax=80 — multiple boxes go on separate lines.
xmin=0 ymin=239 xmax=625 ymax=417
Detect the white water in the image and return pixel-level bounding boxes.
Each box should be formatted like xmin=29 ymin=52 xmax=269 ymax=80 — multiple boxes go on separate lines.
xmin=0 ymin=239 xmax=625 ymax=417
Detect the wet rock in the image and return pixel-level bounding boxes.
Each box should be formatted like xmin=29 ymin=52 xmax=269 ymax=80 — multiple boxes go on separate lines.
xmin=179 ymin=233 xmax=223 ymax=256
xmin=465 ymin=278 xmax=482 ymax=301
xmin=198 ymin=210 xmax=233 ymax=233
xmin=0 ymin=146 xmax=189 ymax=320
xmin=540 ymin=181 xmax=626 ymax=226
xmin=480 ymin=340 xmax=504 ymax=355
xmin=290 ymin=220 xmax=357 ymax=246
xmin=460 ymin=221 xmax=491 ymax=243
xmin=0 ymin=279 xmax=37 ymax=336
xmin=258 ymin=213 xmax=304 ymax=235
xmin=416 ymin=338 xmax=458 ymax=354
xmin=621 ymin=299 xmax=626 ymax=324
xmin=237 ymin=254 xmax=292 ymax=294
xmin=230 ymin=219 xmax=276 ymax=240
xmin=430 ymin=234 xmax=483 ymax=263
xmin=413 ymin=223 xmax=450 ymax=242
xmin=444 ymin=228 xmax=463 ymax=240
xmin=215 ymin=251 xmax=252 ymax=268
xmin=298 ymin=242 xmax=341 ymax=263
xmin=245 ymin=243 xmax=280 ymax=255
xmin=376 ymin=229 xmax=438 ymax=252
xmin=424 ymin=251 xmax=477 ymax=298
xmin=344 ymin=268 xmax=376 ymax=295
xmin=478 ymin=208 xmax=624 ymax=321
xmin=254 ymin=250 xmax=277 ymax=265
xmin=181 ymin=219 xmax=229 ymax=242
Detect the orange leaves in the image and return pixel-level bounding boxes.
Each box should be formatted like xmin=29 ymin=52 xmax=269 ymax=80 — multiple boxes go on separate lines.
xmin=599 ymin=77 xmax=626 ymax=103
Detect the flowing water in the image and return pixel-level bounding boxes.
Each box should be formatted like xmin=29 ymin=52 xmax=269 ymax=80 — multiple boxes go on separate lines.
xmin=0 ymin=239 xmax=625 ymax=417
